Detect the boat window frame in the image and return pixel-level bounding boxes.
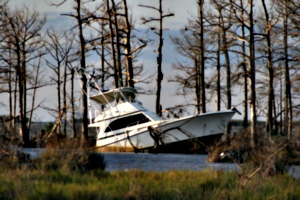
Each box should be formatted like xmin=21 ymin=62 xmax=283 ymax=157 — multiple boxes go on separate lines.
xmin=105 ymin=113 xmax=150 ymax=133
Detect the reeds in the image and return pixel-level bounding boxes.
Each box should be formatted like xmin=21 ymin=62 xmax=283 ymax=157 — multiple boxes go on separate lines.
xmin=0 ymin=166 xmax=299 ymax=200
xmin=33 ymin=149 xmax=106 ymax=173
xmin=1 ymin=132 xmax=300 ymax=199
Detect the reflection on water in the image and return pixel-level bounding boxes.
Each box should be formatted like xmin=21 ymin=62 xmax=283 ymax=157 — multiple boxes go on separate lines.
xmin=21 ymin=148 xmax=300 ymax=178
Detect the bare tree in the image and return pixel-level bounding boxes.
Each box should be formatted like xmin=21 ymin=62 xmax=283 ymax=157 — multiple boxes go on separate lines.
xmin=139 ymin=0 xmax=174 ymax=116
xmin=82 ymin=0 xmax=148 ymax=89
xmin=27 ymin=51 xmax=47 ymax=133
xmin=281 ymin=0 xmax=293 ymax=139
xmin=259 ymin=0 xmax=276 ymax=138
xmin=111 ymin=0 xmax=123 ymax=87
xmin=105 ymin=0 xmax=120 ymax=88
xmin=170 ymin=1 xmax=225 ymax=115
xmin=197 ymin=0 xmax=206 ymax=113
xmin=122 ymin=0 xmax=148 ymax=87
xmin=0 ymin=4 xmax=46 ymax=146
xmin=169 ymin=26 xmax=208 ymax=114
xmin=45 ymin=29 xmax=64 ymax=134
xmin=51 ymin=0 xmax=89 ymax=146
xmin=206 ymin=0 xmax=236 ymax=139
xmin=240 ymin=0 xmax=248 ymax=130
xmin=231 ymin=0 xmax=257 ymax=147
xmin=45 ymin=28 xmax=76 ymax=136
xmin=0 ymin=0 xmax=17 ymax=136
xmin=215 ymin=14 xmax=222 ymax=111
xmin=67 ymin=59 xmax=79 ymax=138
xmin=247 ymin=0 xmax=256 ymax=147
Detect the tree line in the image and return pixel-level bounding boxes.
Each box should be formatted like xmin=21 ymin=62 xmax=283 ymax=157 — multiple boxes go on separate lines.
xmin=0 ymin=0 xmax=299 ymax=148
xmin=169 ymin=0 xmax=300 ymax=147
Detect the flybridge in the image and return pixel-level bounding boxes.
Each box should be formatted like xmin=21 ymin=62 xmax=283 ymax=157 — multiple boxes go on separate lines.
xmin=90 ymin=87 xmax=137 ymax=105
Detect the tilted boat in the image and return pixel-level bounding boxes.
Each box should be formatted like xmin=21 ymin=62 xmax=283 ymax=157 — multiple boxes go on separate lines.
xmin=88 ymin=87 xmax=236 ymax=153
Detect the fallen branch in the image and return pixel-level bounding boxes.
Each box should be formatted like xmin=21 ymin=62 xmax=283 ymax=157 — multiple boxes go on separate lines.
xmin=42 ymin=107 xmax=67 ymax=142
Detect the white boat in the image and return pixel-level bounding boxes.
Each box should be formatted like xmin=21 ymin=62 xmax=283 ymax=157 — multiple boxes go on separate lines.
xmin=88 ymin=87 xmax=236 ymax=153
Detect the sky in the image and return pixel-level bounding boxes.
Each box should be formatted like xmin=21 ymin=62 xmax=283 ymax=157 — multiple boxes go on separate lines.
xmin=1 ymin=0 xmax=244 ymax=121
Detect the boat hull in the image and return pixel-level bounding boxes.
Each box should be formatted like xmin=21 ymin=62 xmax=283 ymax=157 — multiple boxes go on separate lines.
xmin=93 ymin=110 xmax=235 ymax=153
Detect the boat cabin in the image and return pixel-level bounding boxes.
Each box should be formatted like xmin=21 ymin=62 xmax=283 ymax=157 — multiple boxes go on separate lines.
xmin=88 ymin=87 xmax=160 ymax=133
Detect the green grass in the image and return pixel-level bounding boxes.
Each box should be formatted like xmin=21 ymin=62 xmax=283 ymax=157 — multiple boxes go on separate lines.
xmin=0 ymin=165 xmax=299 ymax=200
xmin=1 ymin=148 xmax=300 ymax=200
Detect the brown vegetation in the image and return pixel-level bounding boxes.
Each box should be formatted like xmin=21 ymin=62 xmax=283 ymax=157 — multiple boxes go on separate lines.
xmin=208 ymin=127 xmax=300 ymax=187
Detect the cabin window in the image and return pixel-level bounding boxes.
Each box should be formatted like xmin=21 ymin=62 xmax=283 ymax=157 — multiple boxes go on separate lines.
xmin=105 ymin=113 xmax=150 ymax=133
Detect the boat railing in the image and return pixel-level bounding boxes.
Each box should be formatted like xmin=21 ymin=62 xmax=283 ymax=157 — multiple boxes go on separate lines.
xmin=102 ymin=89 xmax=137 ymax=114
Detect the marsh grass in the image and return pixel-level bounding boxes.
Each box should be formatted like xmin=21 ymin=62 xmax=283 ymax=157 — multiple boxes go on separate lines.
xmin=1 ymin=140 xmax=300 ymax=199
xmin=209 ymin=128 xmax=300 ymax=178
xmin=0 ymin=161 xmax=300 ymax=200
xmin=32 ymin=149 xmax=106 ymax=174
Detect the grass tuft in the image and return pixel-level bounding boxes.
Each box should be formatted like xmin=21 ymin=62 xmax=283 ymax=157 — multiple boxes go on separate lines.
xmin=32 ymin=149 xmax=106 ymax=174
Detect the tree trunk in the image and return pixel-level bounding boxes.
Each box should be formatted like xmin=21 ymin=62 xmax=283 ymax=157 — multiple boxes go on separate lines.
xmin=28 ymin=55 xmax=42 ymax=133
xmin=155 ymin=0 xmax=164 ymax=116
xmin=195 ymin=58 xmax=201 ymax=114
xmin=112 ymin=0 xmax=123 ymax=87
xmin=100 ymin=21 xmax=106 ymax=90
xmin=123 ymin=0 xmax=134 ymax=88
xmin=216 ymin=15 xmax=221 ymax=111
xmin=223 ymin=32 xmax=231 ymax=110
xmin=16 ymin=37 xmax=28 ymax=146
xmin=249 ymin=0 xmax=256 ymax=148
xmin=8 ymin=47 xmax=14 ymax=137
xmin=241 ymin=0 xmax=248 ymax=130
xmin=283 ymin=0 xmax=293 ymax=139
xmin=107 ymin=0 xmax=119 ymax=88
xmin=57 ymin=61 xmax=61 ymax=134
xmin=139 ymin=0 xmax=173 ymax=115
xmin=63 ymin=61 xmax=67 ymax=136
xmin=198 ymin=0 xmax=206 ymax=113
xmin=76 ymin=0 xmax=89 ymax=146
xmin=70 ymin=69 xmax=76 ymax=138
xmin=261 ymin=0 xmax=275 ymax=139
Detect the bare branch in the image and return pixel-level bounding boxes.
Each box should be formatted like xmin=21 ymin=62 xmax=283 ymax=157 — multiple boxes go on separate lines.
xmin=47 ymin=0 xmax=67 ymax=7
xmin=138 ymin=4 xmax=159 ymax=11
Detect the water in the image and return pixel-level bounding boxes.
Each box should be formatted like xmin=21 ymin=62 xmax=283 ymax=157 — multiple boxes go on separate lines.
xmin=21 ymin=148 xmax=300 ymax=178
xmin=21 ymin=148 xmax=239 ymax=172
xmin=288 ymin=166 xmax=300 ymax=179
xmin=103 ymin=153 xmax=240 ymax=172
